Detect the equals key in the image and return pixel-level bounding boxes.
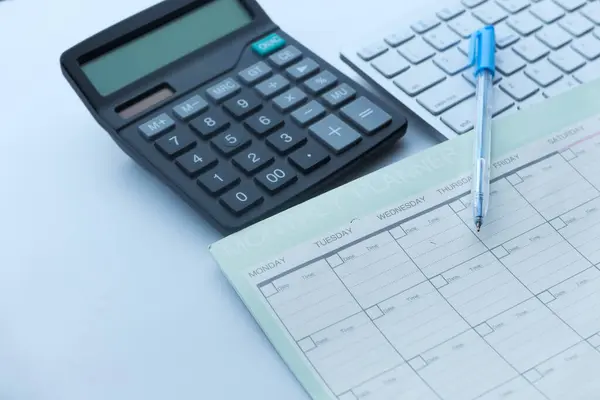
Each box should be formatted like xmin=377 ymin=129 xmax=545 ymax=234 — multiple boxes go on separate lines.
xmin=340 ymin=97 xmax=392 ymax=135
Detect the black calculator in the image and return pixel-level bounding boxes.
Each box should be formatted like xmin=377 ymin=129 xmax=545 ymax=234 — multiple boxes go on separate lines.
xmin=60 ymin=0 xmax=408 ymax=233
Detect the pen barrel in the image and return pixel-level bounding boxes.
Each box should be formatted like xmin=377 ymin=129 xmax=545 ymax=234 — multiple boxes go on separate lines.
xmin=472 ymin=72 xmax=493 ymax=220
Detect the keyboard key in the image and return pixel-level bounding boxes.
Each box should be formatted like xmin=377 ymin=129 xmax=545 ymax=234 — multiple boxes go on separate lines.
xmin=198 ymin=164 xmax=240 ymax=195
xmin=254 ymin=162 xmax=298 ymax=193
xmin=494 ymin=23 xmax=521 ymax=48
xmin=549 ymin=46 xmax=587 ymax=72
xmin=289 ymin=142 xmax=330 ymax=174
xmin=223 ymin=92 xmax=262 ymax=119
xmin=496 ymin=49 xmax=527 ymax=75
xmin=500 ymin=72 xmax=540 ymax=100
xmin=473 ymin=2 xmax=510 ymax=24
xmin=536 ymin=25 xmax=573 ymax=49
xmin=553 ymin=0 xmax=586 ymax=11
xmin=340 ymin=97 xmax=392 ymax=134
xmin=303 ymin=71 xmax=338 ymax=95
xmin=559 ymin=13 xmax=595 ymax=36
xmin=138 ymin=113 xmax=175 ymax=140
xmin=272 ymin=87 xmax=308 ymax=112
xmin=572 ymin=34 xmax=600 ymax=59
xmin=433 ymin=48 xmax=470 ymax=75
xmin=268 ymin=45 xmax=302 ymax=67
xmin=384 ymin=29 xmax=416 ymax=47
xmin=410 ymin=17 xmax=441 ymax=34
xmin=393 ymin=62 xmax=446 ymax=95
xmin=232 ymin=145 xmax=274 ymax=174
xmin=530 ymin=0 xmax=565 ymax=22
xmin=463 ymin=70 xmax=502 ymax=85
xmin=496 ymin=0 xmax=530 ymax=13
xmin=371 ymin=51 xmax=411 ymax=78
xmin=286 ymin=58 xmax=320 ymax=81
xmin=518 ymin=92 xmax=545 ymax=109
xmin=543 ymin=76 xmax=579 ymax=97
xmin=581 ymin=2 xmax=600 ymax=23
xmin=172 ymin=95 xmax=209 ymax=121
xmin=492 ymin=88 xmax=518 ymax=115
xmin=357 ymin=41 xmax=389 ymax=60
xmin=398 ymin=38 xmax=436 ymax=63
xmin=448 ymin=14 xmax=485 ymax=38
xmin=266 ymin=129 xmax=307 ymax=154
xmin=513 ymin=37 xmax=550 ymax=62
xmin=155 ymin=130 xmax=196 ymax=158
xmin=524 ymin=59 xmax=564 ymax=86
xmin=219 ymin=182 xmax=263 ymax=215
xmin=458 ymin=40 xmax=471 ymax=55
xmin=190 ymin=109 xmax=230 ymax=138
xmin=244 ymin=107 xmax=284 ymax=137
xmin=238 ymin=61 xmax=272 ymax=85
xmin=424 ymin=26 xmax=462 ymax=51
xmin=175 ymin=149 xmax=218 ymax=177
xmin=309 ymin=115 xmax=362 ymax=153
xmin=255 ymin=74 xmax=290 ymax=98
xmin=437 ymin=5 xmax=466 ymax=20
xmin=462 ymin=0 xmax=487 ymax=7
xmin=416 ymin=77 xmax=475 ymax=115
xmin=291 ymin=100 xmax=327 ymax=126
xmin=211 ymin=129 xmax=252 ymax=156
xmin=595 ymin=30 xmax=600 ymax=41
xmin=507 ymin=11 xmax=543 ymax=35
xmin=440 ymin=98 xmax=476 ymax=134
xmin=573 ymin=60 xmax=600 ymax=82
xmin=322 ymin=83 xmax=357 ymax=108
xmin=206 ymin=78 xmax=241 ymax=103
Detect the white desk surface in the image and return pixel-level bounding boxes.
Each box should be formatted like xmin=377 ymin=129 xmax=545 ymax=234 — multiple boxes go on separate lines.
xmin=0 ymin=0 xmax=440 ymax=398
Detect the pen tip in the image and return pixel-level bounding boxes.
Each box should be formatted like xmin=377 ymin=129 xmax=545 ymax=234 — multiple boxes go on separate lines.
xmin=475 ymin=220 xmax=482 ymax=232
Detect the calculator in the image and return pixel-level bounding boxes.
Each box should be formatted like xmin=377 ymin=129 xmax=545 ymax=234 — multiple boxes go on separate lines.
xmin=60 ymin=0 xmax=408 ymax=233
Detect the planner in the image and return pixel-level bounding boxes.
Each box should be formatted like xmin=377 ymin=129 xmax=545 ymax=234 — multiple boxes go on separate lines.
xmin=210 ymin=77 xmax=600 ymax=400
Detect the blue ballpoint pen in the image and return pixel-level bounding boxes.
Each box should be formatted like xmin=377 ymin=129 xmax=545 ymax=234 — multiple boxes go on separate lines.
xmin=468 ymin=26 xmax=496 ymax=232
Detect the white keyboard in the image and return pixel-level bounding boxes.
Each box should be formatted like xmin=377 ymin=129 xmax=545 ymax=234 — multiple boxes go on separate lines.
xmin=340 ymin=0 xmax=600 ymax=140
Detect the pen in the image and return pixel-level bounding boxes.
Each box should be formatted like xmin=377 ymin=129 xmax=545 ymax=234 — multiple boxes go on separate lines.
xmin=468 ymin=26 xmax=496 ymax=232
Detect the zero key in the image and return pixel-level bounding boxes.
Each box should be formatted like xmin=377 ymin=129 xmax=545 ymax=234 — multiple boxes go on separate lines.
xmin=340 ymin=97 xmax=392 ymax=135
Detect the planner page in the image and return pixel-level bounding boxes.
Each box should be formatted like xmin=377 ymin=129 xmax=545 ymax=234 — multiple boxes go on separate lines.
xmin=210 ymin=80 xmax=600 ymax=400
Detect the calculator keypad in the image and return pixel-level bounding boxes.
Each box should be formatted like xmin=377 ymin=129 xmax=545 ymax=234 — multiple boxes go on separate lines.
xmin=133 ymin=37 xmax=400 ymax=225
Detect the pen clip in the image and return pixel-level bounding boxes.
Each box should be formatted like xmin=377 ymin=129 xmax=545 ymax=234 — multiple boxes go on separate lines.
xmin=468 ymin=26 xmax=496 ymax=77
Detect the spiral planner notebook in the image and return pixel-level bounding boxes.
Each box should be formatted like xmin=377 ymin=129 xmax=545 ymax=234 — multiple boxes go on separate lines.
xmin=210 ymin=78 xmax=600 ymax=400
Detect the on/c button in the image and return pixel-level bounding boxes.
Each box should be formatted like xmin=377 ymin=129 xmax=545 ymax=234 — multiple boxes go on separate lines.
xmin=251 ymin=33 xmax=286 ymax=56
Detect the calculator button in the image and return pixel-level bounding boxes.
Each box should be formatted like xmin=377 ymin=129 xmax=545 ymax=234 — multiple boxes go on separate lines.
xmin=321 ymin=83 xmax=357 ymax=108
xmin=289 ymin=142 xmax=330 ymax=173
xmin=223 ymin=92 xmax=262 ymax=119
xmin=268 ymin=45 xmax=303 ymax=67
xmin=197 ymin=164 xmax=240 ymax=195
xmin=252 ymin=33 xmax=286 ymax=56
xmin=238 ymin=61 xmax=273 ymax=84
xmin=272 ymin=87 xmax=308 ymax=112
xmin=176 ymin=149 xmax=218 ymax=177
xmin=211 ymin=129 xmax=252 ymax=156
xmin=285 ymin=58 xmax=320 ymax=81
xmin=266 ymin=129 xmax=307 ymax=154
xmin=219 ymin=182 xmax=263 ymax=215
xmin=309 ymin=114 xmax=362 ymax=154
xmin=304 ymin=71 xmax=338 ymax=95
xmin=138 ymin=113 xmax=175 ymax=140
xmin=172 ymin=95 xmax=209 ymax=121
xmin=255 ymin=74 xmax=290 ymax=98
xmin=340 ymin=97 xmax=392 ymax=135
xmin=206 ymin=78 xmax=241 ymax=103
xmin=154 ymin=130 xmax=196 ymax=158
xmin=244 ymin=107 xmax=284 ymax=137
xmin=190 ymin=109 xmax=230 ymax=138
xmin=232 ymin=145 xmax=275 ymax=174
xmin=254 ymin=162 xmax=298 ymax=194
xmin=291 ymin=100 xmax=326 ymax=127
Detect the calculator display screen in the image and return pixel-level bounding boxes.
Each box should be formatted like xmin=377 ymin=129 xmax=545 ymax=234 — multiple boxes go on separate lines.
xmin=80 ymin=0 xmax=252 ymax=96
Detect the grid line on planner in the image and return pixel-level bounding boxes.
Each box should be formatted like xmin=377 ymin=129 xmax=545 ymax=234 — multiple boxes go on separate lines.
xmin=256 ymin=151 xmax=600 ymax=400
xmin=565 ymin=132 xmax=600 ymax=191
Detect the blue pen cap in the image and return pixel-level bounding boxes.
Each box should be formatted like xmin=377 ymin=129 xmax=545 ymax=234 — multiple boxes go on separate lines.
xmin=468 ymin=26 xmax=496 ymax=77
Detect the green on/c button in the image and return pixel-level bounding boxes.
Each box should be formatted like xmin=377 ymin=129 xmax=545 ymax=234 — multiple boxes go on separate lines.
xmin=252 ymin=33 xmax=286 ymax=56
